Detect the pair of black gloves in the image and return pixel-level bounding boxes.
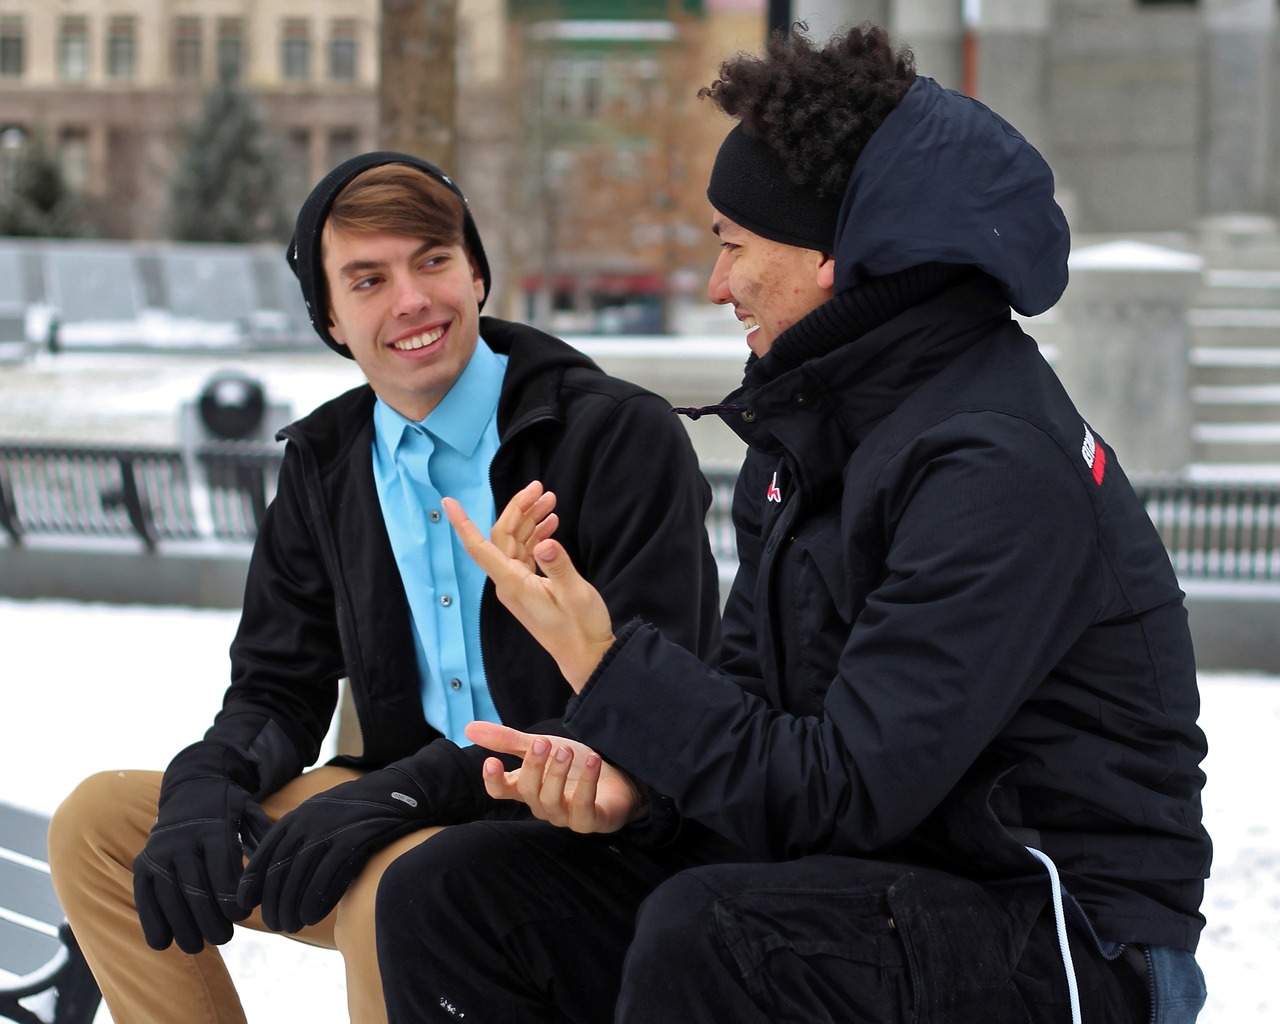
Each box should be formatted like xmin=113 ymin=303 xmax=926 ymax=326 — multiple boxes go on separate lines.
xmin=133 ymin=734 xmax=453 ymax=954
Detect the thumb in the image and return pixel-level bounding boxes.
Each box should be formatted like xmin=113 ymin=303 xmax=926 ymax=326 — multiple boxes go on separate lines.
xmin=532 ymin=539 xmax=579 ymax=579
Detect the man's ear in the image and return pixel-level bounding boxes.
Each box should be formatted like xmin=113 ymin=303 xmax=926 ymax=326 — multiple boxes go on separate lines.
xmin=327 ymin=310 xmax=348 ymax=348
xmin=817 ymin=254 xmax=835 ymax=291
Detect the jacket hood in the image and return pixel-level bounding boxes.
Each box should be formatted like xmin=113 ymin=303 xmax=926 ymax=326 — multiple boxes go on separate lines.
xmin=835 ymin=77 xmax=1070 ymax=317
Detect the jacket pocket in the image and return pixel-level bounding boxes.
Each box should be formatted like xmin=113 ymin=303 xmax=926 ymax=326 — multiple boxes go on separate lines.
xmin=887 ymin=868 xmax=1042 ymax=1024
xmin=712 ymin=882 xmax=911 ymax=1024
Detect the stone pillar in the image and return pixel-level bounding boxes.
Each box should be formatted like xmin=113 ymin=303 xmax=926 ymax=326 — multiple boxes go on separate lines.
xmin=1053 ymin=241 xmax=1203 ymax=475
xmin=892 ymin=0 xmax=962 ymax=88
xmin=968 ymin=0 xmax=1051 ymax=149
xmin=1201 ymin=0 xmax=1275 ymax=215
xmin=787 ymin=0 xmax=877 ymax=40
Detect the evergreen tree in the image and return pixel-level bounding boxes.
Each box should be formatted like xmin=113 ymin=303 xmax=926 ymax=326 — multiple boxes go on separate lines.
xmin=0 ymin=135 xmax=85 ymax=237
xmin=169 ymin=72 xmax=289 ymax=243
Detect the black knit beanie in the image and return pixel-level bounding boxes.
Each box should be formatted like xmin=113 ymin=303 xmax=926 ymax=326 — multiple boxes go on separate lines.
xmin=706 ymin=124 xmax=841 ymax=254
xmin=287 ymin=150 xmax=492 ymax=357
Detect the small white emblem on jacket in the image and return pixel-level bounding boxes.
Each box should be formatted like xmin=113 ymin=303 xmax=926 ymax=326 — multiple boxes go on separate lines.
xmin=1081 ymin=424 xmax=1107 ymax=485
xmin=767 ymin=471 xmax=783 ymax=503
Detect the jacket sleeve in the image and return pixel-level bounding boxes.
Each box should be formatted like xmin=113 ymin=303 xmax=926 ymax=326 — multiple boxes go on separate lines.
xmin=565 ymin=416 xmax=1104 ymax=860
xmin=217 ymin=446 xmax=344 ymax=776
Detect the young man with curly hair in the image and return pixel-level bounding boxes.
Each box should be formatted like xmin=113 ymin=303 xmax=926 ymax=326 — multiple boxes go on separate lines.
xmin=46 ymin=153 xmax=723 ymax=1024
xmin=376 ymin=23 xmax=1210 ymax=1024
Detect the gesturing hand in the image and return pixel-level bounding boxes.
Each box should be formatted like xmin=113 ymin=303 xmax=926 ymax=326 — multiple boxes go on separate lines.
xmin=465 ymin=721 xmax=645 ymax=835
xmin=444 ymin=481 xmax=614 ymax=691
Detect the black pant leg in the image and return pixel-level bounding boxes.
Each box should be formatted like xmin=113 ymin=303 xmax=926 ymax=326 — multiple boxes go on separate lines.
xmin=376 ymin=819 xmax=674 ymax=1024
xmin=618 ymin=856 xmax=1149 ymax=1024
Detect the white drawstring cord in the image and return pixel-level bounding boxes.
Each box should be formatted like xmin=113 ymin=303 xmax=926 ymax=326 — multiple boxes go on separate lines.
xmin=1024 ymin=845 xmax=1082 ymax=1024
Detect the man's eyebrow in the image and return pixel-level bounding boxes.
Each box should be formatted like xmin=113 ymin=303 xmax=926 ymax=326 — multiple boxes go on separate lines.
xmin=337 ymin=240 xmax=447 ymax=278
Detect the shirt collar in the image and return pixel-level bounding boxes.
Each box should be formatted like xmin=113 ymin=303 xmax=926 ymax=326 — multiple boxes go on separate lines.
xmin=373 ymin=337 xmax=505 ymax=460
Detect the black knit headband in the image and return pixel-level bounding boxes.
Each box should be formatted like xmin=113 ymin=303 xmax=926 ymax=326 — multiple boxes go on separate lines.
xmin=706 ymin=124 xmax=840 ymax=254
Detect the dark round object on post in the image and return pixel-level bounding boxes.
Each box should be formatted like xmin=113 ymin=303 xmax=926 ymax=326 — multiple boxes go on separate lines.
xmin=197 ymin=372 xmax=267 ymax=440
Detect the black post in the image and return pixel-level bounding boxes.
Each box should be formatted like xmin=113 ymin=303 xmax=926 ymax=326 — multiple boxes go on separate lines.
xmin=768 ymin=0 xmax=791 ymax=37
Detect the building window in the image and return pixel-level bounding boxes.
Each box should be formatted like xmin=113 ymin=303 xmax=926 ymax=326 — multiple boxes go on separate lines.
xmin=59 ymin=128 xmax=91 ymax=193
xmin=328 ymin=128 xmax=358 ymax=169
xmin=0 ymin=17 xmax=24 ymax=78
xmin=329 ymin=20 xmax=358 ymax=81
xmin=545 ymin=57 xmax=607 ymax=119
xmin=284 ymin=129 xmax=312 ymax=207
xmin=282 ymin=20 xmax=311 ymax=81
xmin=107 ymin=17 xmax=137 ymax=80
xmin=217 ymin=19 xmax=245 ymax=82
xmin=59 ymin=18 xmax=90 ymax=82
xmin=173 ymin=17 xmax=202 ymax=80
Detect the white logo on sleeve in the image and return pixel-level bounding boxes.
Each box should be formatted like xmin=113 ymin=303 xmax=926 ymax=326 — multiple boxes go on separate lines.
xmin=1081 ymin=424 xmax=1106 ymax=485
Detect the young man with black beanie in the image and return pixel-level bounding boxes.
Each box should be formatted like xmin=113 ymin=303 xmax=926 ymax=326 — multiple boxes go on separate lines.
xmin=47 ymin=151 xmax=722 ymax=1023
xmin=377 ymin=24 xmax=1211 ymax=1024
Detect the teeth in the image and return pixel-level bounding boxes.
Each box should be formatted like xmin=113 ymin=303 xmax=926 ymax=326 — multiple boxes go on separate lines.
xmin=393 ymin=326 xmax=445 ymax=351
xmin=742 ymin=316 xmax=758 ymax=332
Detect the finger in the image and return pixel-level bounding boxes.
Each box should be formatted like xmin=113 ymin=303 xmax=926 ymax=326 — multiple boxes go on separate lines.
xmin=515 ymin=738 xmax=555 ymax=815
xmin=531 ymin=512 xmax=560 ymax=549
xmin=480 ymin=757 xmax=519 ymax=801
xmin=133 ymin=870 xmax=176 ymax=951
xmin=464 ymin=720 xmax=534 ymax=758
xmin=538 ymin=745 xmax=575 ymax=827
xmin=494 ymin=487 xmax=557 ymax=565
xmin=443 ymin=497 xmax=523 ymax=581
xmin=567 ymin=752 xmax=603 ymax=832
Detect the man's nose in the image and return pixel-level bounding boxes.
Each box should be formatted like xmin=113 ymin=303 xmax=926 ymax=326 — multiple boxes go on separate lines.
xmin=392 ymin=277 xmax=430 ymax=317
xmin=706 ymin=252 xmax=732 ymax=305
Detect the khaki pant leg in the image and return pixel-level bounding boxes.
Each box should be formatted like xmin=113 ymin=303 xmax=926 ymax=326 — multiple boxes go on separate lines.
xmin=249 ymin=768 xmax=445 ymax=1024
xmin=330 ymin=827 xmax=444 ymax=1024
xmin=48 ymin=769 xmax=249 ymax=1024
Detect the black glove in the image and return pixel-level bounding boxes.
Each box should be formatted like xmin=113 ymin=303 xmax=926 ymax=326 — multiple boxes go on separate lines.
xmin=237 ymin=763 xmax=435 ymax=933
xmin=133 ymin=741 xmax=274 ymax=954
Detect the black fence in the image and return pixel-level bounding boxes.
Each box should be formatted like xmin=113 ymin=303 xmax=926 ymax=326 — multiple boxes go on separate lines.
xmin=0 ymin=441 xmax=283 ymax=550
xmin=700 ymin=467 xmax=1280 ymax=584
xmin=1 ymin=444 xmax=1277 ymax=584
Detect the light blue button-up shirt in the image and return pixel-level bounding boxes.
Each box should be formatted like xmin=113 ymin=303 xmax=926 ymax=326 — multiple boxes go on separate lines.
xmin=371 ymin=339 xmax=508 ymax=742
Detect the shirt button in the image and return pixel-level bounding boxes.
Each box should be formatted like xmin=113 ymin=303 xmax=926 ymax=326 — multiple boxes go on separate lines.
xmin=450 ymin=677 xmax=463 ymax=691
xmin=429 ymin=510 xmax=441 ymax=522
xmin=440 ymin=594 xmax=452 ymax=607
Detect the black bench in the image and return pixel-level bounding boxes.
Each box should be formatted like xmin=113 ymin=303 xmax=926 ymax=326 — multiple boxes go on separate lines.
xmin=0 ymin=802 xmax=99 ymax=1024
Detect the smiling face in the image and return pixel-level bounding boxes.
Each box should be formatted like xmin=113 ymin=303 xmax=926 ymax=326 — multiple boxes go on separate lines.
xmin=708 ymin=214 xmax=835 ymax=357
xmin=323 ymin=225 xmax=485 ymax=421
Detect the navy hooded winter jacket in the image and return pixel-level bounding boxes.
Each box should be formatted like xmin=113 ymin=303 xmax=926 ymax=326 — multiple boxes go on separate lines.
xmin=564 ymin=78 xmax=1211 ymax=953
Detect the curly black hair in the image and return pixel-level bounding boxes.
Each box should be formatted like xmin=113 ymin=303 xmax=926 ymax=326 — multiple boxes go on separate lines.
xmin=698 ymin=22 xmax=917 ymax=200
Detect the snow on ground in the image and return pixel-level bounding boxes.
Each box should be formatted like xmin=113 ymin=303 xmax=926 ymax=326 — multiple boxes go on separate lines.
xmin=1 ymin=596 xmax=1277 ymax=1023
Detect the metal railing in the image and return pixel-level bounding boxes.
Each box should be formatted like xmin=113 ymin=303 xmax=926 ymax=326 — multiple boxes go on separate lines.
xmin=2 ymin=444 xmax=1277 ymax=584
xmin=702 ymin=467 xmax=1280 ymax=585
xmin=0 ymin=441 xmax=283 ymax=549
xmin=1136 ymin=478 xmax=1280 ymax=583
